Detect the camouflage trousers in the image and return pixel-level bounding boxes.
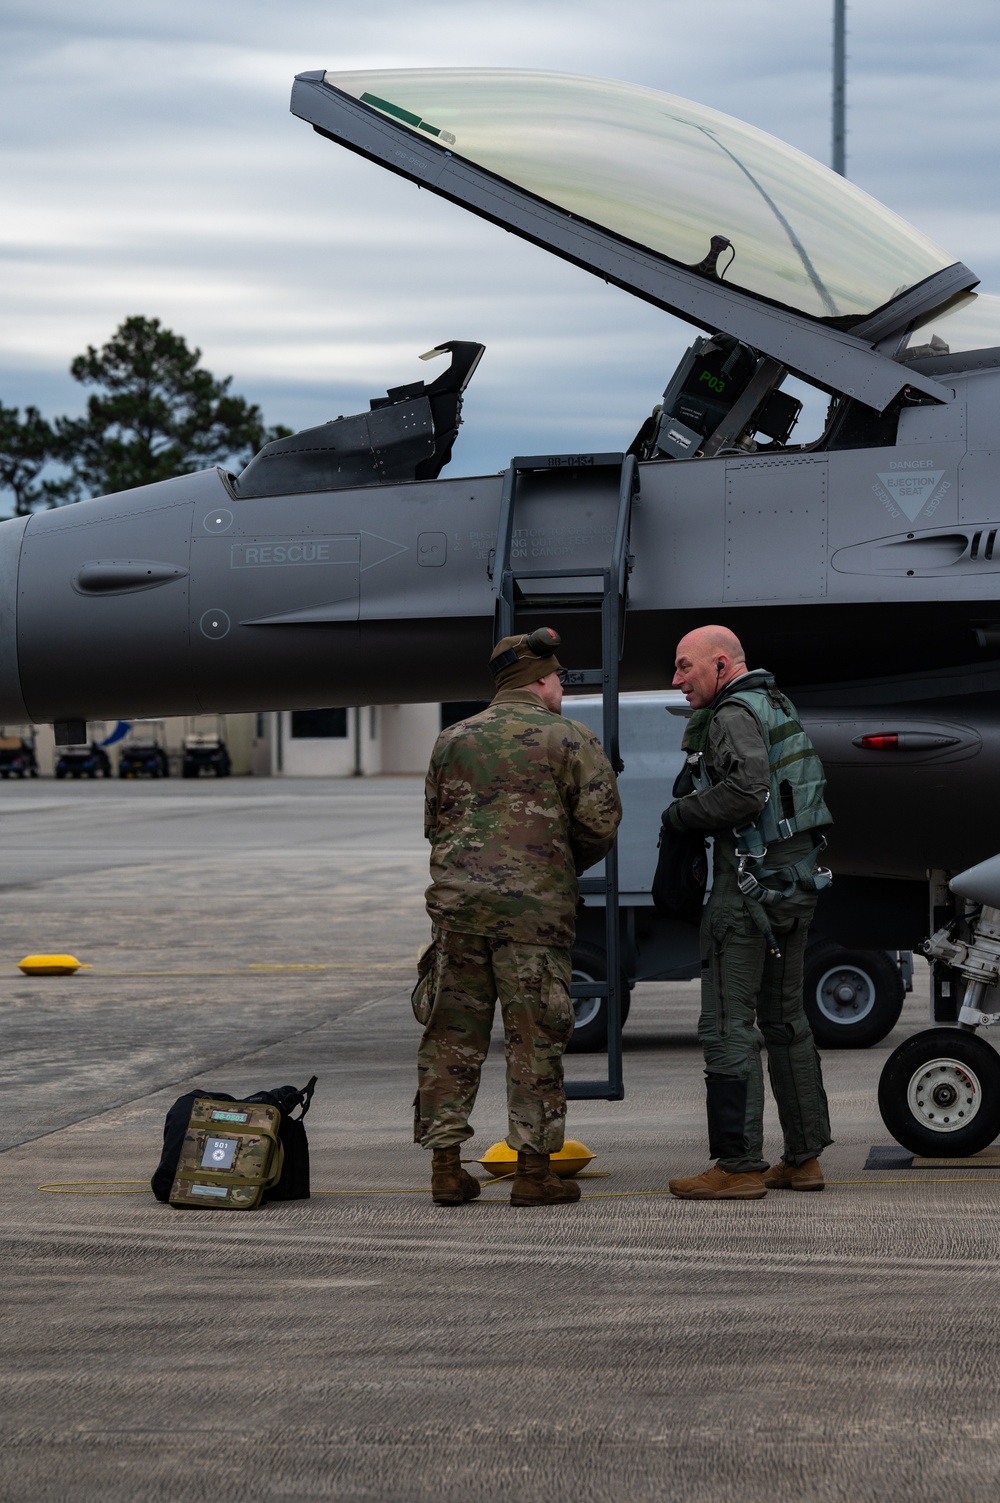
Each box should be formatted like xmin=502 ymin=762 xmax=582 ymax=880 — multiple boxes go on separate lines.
xmin=412 ymin=928 xmax=574 ymax=1154
xmin=699 ymin=867 xmax=832 ymax=1174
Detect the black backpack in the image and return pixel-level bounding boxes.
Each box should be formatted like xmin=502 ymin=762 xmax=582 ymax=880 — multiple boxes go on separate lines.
xmin=151 ymin=1076 xmax=317 ymax=1204
xmin=651 ymin=815 xmax=709 ymax=925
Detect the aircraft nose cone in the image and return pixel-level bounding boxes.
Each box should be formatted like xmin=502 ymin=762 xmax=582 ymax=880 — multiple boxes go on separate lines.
xmin=0 ymin=516 xmax=31 ymax=724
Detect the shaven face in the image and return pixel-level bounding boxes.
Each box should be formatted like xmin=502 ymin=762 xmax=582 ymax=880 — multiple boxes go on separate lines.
xmin=672 ymin=638 xmax=725 ymax=709
xmin=532 ymin=671 xmax=564 ymax=714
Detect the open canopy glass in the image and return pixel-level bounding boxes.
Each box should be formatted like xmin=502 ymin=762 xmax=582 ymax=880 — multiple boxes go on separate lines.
xmin=323 ymin=68 xmax=955 ymax=324
xmin=903 ymin=292 xmax=1000 ymax=356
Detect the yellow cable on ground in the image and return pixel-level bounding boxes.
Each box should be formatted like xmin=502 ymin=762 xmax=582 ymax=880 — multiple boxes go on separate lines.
xmin=37 ymin=1173 xmax=1000 ymax=1196
xmin=37 ymin=1170 xmax=605 ymax=1196
xmin=39 ymin=1180 xmax=151 ymax=1194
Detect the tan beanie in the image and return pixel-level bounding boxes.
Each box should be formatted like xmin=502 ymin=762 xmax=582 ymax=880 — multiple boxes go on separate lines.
xmin=489 ymin=628 xmax=563 ymax=691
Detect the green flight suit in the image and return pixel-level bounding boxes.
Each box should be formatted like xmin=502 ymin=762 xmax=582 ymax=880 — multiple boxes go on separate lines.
xmin=668 ymin=674 xmax=833 ymax=1173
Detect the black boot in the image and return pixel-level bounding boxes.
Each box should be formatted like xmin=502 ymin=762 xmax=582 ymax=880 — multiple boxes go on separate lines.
xmin=705 ymin=1074 xmax=750 ymax=1163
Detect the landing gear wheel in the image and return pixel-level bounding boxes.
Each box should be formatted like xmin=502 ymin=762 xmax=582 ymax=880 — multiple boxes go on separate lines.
xmin=804 ymin=943 xmax=905 ymax=1049
xmin=878 ymin=1028 xmax=1000 ymax=1156
xmin=565 ymin=942 xmax=631 ymax=1054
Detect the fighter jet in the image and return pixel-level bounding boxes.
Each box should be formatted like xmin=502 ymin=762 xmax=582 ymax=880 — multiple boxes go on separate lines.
xmin=2 ymin=69 xmax=1000 ymax=1116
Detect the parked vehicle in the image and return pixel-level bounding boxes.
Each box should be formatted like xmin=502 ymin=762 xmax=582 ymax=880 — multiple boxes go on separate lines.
xmin=0 ymin=735 xmax=39 ymax=779
xmin=118 ymin=723 xmax=170 ymax=778
xmin=55 ymin=743 xmax=112 ymax=779
xmin=182 ymin=731 xmax=231 ymax=778
xmin=565 ymin=693 xmax=912 ymax=1053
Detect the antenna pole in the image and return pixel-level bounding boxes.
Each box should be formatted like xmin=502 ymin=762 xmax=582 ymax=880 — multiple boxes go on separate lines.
xmin=832 ymin=0 xmax=847 ymax=176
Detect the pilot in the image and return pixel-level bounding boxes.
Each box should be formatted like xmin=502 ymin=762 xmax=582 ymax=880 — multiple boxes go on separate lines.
xmin=413 ymin=628 xmax=622 ymax=1207
xmin=665 ymin=625 xmax=833 ymax=1200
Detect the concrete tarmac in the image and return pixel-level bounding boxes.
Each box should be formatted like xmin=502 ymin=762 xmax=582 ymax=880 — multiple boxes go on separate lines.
xmin=2 ymin=778 xmax=999 ymax=1502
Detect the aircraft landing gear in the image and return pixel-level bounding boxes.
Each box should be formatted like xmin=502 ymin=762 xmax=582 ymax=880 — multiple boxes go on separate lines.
xmin=878 ymin=1028 xmax=1000 ymax=1156
xmin=879 ymin=857 xmax=1000 ymax=1157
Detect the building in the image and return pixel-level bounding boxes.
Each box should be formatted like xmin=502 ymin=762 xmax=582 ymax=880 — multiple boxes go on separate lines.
xmin=259 ymin=704 xmax=443 ymax=777
xmin=0 ymin=704 xmax=481 ymax=778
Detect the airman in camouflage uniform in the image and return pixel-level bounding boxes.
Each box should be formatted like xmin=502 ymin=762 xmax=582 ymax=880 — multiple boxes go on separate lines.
xmin=414 ymin=627 xmax=621 ymax=1206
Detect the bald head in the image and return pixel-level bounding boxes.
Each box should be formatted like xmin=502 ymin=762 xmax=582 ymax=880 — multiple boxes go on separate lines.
xmin=672 ymin=625 xmax=748 ymax=708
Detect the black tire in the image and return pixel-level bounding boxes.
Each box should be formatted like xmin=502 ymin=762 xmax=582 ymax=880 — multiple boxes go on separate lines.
xmin=565 ymin=942 xmax=632 ymax=1054
xmin=55 ymin=769 xmax=65 ymax=779
xmin=878 ymin=1028 xmax=1000 ymax=1156
xmin=803 ymin=942 xmax=905 ymax=1049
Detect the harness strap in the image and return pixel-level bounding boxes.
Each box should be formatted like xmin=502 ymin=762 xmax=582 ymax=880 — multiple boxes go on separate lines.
xmin=736 ymin=838 xmax=832 ymax=906
xmin=296 ymin=1075 xmax=319 ymax=1121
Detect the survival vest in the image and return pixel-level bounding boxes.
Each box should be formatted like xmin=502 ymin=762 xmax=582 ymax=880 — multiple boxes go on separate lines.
xmin=685 ymin=670 xmax=833 ymax=904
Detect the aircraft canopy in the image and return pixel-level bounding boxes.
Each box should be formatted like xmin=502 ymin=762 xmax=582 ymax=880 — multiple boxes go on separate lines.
xmin=902 ymin=292 xmax=1000 ymax=356
xmin=323 ymin=68 xmax=953 ymax=324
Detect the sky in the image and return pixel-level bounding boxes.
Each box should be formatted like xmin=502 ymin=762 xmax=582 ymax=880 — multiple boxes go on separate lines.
xmin=3 ymin=0 xmax=999 ymax=478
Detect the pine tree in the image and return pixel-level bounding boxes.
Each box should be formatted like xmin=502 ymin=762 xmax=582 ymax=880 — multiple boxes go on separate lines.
xmin=54 ymin=315 xmax=290 ymax=497
xmin=0 ymin=403 xmax=60 ymax=516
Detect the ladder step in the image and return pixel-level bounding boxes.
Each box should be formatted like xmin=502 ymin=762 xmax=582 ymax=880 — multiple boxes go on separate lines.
xmin=565 ymin=1081 xmax=626 ymax=1101
xmin=514 ymin=594 xmax=606 ymax=610
xmin=510 ymin=567 xmax=613 ymax=580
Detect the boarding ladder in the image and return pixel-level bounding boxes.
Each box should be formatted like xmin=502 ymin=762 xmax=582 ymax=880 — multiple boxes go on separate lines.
xmin=493 ymin=452 xmax=636 ymax=1100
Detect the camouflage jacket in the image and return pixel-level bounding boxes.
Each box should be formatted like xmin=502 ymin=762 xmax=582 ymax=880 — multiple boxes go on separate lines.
xmin=424 ymin=687 xmax=622 ymax=946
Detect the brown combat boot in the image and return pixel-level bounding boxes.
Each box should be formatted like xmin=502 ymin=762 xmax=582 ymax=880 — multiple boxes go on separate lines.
xmin=668 ymin=1164 xmax=767 ymax=1200
xmin=510 ymin=1150 xmax=582 ymax=1206
xmin=763 ymin=1156 xmax=824 ymax=1192
xmin=431 ymin=1146 xmax=482 ymax=1204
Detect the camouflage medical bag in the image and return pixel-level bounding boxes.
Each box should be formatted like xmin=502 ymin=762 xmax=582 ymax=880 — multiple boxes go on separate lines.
xmin=151 ymin=1077 xmax=317 ymax=1209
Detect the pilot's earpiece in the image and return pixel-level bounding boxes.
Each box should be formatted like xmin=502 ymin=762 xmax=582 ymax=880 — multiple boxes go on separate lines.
xmin=716 ymin=659 xmax=725 ymax=672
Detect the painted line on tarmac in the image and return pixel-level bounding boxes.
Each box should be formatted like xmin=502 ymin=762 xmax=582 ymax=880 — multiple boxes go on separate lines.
xmin=1 ymin=963 xmax=412 ymax=979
